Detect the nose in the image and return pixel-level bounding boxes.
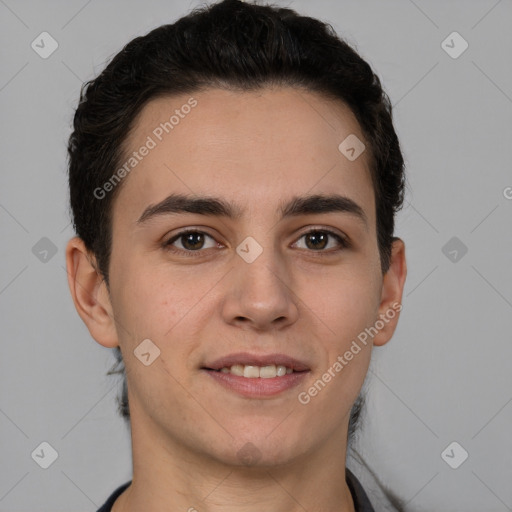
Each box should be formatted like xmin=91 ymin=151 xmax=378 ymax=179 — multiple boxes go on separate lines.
xmin=221 ymin=246 xmax=300 ymax=331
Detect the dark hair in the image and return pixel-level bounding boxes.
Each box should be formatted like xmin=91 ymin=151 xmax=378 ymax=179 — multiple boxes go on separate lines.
xmin=68 ymin=0 xmax=405 ymax=433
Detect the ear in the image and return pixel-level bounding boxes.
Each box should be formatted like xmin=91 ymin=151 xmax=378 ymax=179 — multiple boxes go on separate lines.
xmin=65 ymin=236 xmax=119 ymax=348
xmin=372 ymin=237 xmax=407 ymax=347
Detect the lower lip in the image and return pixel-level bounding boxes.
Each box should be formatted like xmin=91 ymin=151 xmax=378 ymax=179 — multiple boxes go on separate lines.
xmin=203 ymin=369 xmax=309 ymax=398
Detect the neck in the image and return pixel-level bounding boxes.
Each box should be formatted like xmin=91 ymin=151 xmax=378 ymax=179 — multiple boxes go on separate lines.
xmin=114 ymin=415 xmax=355 ymax=512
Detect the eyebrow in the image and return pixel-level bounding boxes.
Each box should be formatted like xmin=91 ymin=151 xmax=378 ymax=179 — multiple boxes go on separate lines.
xmin=136 ymin=192 xmax=368 ymax=229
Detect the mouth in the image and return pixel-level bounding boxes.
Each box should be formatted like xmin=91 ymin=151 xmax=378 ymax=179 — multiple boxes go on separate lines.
xmin=212 ymin=364 xmax=295 ymax=378
xmin=201 ymin=353 xmax=310 ymax=398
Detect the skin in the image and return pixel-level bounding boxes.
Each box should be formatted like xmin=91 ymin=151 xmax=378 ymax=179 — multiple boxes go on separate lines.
xmin=66 ymin=86 xmax=406 ymax=512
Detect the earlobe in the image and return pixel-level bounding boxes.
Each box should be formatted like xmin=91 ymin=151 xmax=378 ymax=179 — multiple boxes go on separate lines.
xmin=65 ymin=236 xmax=119 ymax=348
xmin=373 ymin=237 xmax=407 ymax=347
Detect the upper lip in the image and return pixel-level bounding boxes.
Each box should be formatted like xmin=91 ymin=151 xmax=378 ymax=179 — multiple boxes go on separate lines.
xmin=203 ymin=352 xmax=310 ymax=372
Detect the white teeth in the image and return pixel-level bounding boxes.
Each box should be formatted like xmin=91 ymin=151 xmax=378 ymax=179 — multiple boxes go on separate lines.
xmin=260 ymin=365 xmax=277 ymax=379
xmin=243 ymin=365 xmax=260 ymax=378
xmin=231 ymin=364 xmax=244 ymax=377
xmin=276 ymin=365 xmax=287 ymax=377
xmin=218 ymin=364 xmax=295 ymax=377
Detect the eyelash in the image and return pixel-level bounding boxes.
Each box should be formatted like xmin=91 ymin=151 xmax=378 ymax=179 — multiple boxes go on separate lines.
xmin=162 ymin=227 xmax=350 ymax=258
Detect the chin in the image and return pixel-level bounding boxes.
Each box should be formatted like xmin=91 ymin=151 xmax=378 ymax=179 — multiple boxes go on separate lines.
xmin=217 ymin=431 xmax=306 ymax=469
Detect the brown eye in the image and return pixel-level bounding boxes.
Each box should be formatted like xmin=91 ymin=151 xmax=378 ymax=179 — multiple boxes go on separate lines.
xmin=180 ymin=232 xmax=205 ymax=250
xmin=164 ymin=230 xmax=218 ymax=254
xmin=294 ymin=229 xmax=348 ymax=252
xmin=305 ymin=231 xmax=328 ymax=250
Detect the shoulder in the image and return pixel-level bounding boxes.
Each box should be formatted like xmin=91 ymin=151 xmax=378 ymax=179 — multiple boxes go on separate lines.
xmin=346 ymin=468 xmax=376 ymax=512
xmin=96 ymin=481 xmax=131 ymax=512
xmin=95 ymin=474 xmax=374 ymax=512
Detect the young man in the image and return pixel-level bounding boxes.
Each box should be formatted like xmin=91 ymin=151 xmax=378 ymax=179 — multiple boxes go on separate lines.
xmin=65 ymin=0 xmax=407 ymax=510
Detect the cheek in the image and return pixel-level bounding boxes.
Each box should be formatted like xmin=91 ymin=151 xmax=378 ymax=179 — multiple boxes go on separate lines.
xmin=305 ymin=276 xmax=378 ymax=413
xmin=109 ymin=256 xmax=214 ymax=362
xmin=304 ymin=268 xmax=381 ymax=344
xmin=108 ymin=256 xmax=176 ymax=344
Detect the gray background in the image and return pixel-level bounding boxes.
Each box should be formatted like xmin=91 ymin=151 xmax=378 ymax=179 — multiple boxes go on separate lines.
xmin=1 ymin=0 xmax=511 ymax=510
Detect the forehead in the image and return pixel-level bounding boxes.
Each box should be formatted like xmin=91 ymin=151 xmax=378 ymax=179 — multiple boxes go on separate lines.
xmin=113 ymin=86 xmax=375 ymax=227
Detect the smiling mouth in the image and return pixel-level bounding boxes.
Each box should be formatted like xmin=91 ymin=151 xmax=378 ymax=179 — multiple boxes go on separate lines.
xmin=209 ymin=364 xmax=300 ymax=378
xmin=202 ymin=364 xmax=310 ymax=398
xmin=201 ymin=353 xmax=310 ymax=397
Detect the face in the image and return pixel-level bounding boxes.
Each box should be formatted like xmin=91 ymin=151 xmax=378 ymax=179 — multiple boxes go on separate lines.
xmin=70 ymin=86 xmax=405 ymax=468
